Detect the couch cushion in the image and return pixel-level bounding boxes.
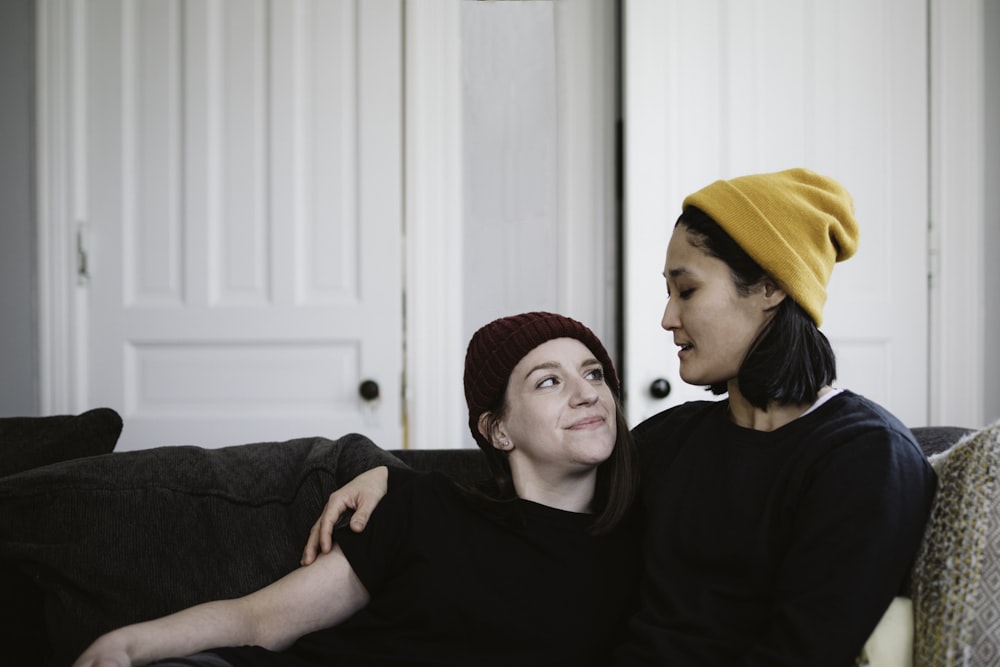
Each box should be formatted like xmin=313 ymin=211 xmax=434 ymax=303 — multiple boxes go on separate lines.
xmin=911 ymin=420 xmax=1000 ymax=666
xmin=910 ymin=426 xmax=975 ymax=458
xmin=0 ymin=407 xmax=123 ymax=478
xmin=0 ymin=432 xmax=404 ymax=667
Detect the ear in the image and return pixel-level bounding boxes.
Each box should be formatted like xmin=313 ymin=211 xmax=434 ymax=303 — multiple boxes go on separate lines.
xmin=761 ymin=279 xmax=787 ymax=309
xmin=477 ymin=413 xmax=508 ymax=451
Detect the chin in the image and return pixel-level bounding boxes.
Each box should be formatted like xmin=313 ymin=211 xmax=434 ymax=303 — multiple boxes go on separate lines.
xmin=572 ymin=437 xmax=615 ymax=463
xmin=593 ymin=440 xmax=617 ymax=464
xmin=679 ymin=371 xmax=706 ymax=386
xmin=680 ymin=368 xmax=726 ymax=388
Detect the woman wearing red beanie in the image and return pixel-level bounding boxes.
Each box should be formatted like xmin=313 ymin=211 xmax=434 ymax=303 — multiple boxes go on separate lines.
xmin=73 ymin=313 xmax=641 ymax=667
xmin=305 ymin=168 xmax=937 ymax=667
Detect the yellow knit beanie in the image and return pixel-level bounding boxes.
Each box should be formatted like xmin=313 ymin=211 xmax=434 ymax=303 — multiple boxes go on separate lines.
xmin=682 ymin=167 xmax=859 ymax=326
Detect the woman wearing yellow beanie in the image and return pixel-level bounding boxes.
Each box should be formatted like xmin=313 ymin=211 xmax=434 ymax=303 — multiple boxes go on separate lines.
xmin=614 ymin=168 xmax=935 ymax=666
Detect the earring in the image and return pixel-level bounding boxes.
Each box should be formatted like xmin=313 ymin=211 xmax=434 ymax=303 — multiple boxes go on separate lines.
xmin=499 ymin=439 xmax=512 ymax=450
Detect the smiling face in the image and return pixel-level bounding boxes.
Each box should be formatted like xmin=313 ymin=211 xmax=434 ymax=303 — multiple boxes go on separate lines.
xmin=491 ymin=338 xmax=617 ymax=480
xmin=661 ymin=225 xmax=784 ymax=390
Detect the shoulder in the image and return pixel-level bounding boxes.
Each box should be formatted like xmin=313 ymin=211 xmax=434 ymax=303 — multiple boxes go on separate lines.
xmin=632 ymin=400 xmax=724 ymax=443
xmin=364 ymin=470 xmax=464 ymax=527
xmin=799 ymin=391 xmax=935 ymax=493
xmin=811 ymin=391 xmax=924 ymax=459
xmin=390 ymin=469 xmax=461 ymax=503
xmin=630 ymin=401 xmax=729 ymax=471
xmin=341 ymin=471 xmax=466 ymax=552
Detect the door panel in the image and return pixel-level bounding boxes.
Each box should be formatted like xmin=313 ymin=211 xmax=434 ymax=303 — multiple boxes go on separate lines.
xmin=624 ymin=0 xmax=928 ymax=426
xmin=85 ymin=0 xmax=402 ymax=450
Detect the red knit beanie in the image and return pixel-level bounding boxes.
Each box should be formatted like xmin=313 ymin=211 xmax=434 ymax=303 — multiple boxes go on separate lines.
xmin=463 ymin=312 xmax=620 ymax=448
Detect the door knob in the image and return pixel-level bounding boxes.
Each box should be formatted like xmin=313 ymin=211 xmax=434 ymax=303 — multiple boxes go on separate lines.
xmin=649 ymin=378 xmax=671 ymax=399
xmin=359 ymin=379 xmax=380 ymax=401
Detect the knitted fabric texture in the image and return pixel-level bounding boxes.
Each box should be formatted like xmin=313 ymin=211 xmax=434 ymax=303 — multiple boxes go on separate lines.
xmin=911 ymin=420 xmax=1000 ymax=666
xmin=463 ymin=312 xmax=619 ymax=448
xmin=682 ymin=167 xmax=859 ymax=326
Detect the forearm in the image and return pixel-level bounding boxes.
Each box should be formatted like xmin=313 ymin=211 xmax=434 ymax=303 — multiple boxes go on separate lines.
xmin=77 ymin=546 xmax=369 ymax=667
xmin=75 ymin=599 xmax=256 ymax=667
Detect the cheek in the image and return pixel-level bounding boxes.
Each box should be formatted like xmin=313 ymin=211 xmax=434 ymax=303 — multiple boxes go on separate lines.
xmin=684 ymin=297 xmax=725 ymax=331
xmin=600 ymin=395 xmax=618 ymax=436
xmin=715 ymin=308 xmax=768 ymax=359
xmin=502 ymin=402 xmax=548 ymax=442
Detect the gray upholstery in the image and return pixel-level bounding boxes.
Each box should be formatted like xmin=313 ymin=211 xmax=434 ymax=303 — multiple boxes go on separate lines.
xmin=0 ymin=433 xmax=404 ymax=666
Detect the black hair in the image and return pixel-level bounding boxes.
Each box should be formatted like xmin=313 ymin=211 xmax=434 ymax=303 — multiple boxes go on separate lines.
xmin=475 ymin=394 xmax=639 ymax=536
xmin=677 ymin=205 xmax=837 ymax=409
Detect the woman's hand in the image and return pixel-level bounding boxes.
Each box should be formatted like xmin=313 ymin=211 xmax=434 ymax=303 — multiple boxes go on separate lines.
xmin=301 ymin=466 xmax=389 ymax=565
xmin=72 ymin=634 xmax=133 ymax=667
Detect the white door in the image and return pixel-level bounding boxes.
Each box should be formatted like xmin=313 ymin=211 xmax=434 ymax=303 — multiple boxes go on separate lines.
xmin=624 ymin=0 xmax=929 ymax=427
xmin=83 ymin=0 xmax=403 ymax=450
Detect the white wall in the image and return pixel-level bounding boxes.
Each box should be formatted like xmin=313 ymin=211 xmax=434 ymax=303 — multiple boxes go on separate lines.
xmin=0 ymin=0 xmax=38 ymax=417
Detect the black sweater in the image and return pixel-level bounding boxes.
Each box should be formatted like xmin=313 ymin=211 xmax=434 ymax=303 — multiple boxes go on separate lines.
xmin=615 ymin=391 xmax=936 ymax=667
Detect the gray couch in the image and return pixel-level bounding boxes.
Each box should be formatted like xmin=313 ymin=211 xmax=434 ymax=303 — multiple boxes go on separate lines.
xmin=0 ymin=407 xmax=971 ymax=667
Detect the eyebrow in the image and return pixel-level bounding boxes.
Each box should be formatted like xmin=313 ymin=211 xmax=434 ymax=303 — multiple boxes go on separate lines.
xmin=665 ymin=267 xmax=692 ymax=280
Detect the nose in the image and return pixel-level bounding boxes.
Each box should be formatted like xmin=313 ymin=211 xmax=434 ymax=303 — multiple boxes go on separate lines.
xmin=570 ymin=374 xmax=600 ymax=405
xmin=661 ymin=297 xmax=679 ymax=331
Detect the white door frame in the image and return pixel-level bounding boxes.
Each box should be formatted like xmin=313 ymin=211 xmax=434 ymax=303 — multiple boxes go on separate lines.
xmin=37 ymin=0 xmax=88 ymax=415
xmin=929 ymin=0 xmax=987 ymax=428
xmin=404 ymin=0 xmax=466 ymax=450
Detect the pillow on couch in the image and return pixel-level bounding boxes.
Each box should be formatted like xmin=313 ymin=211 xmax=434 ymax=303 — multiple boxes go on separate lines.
xmin=911 ymin=420 xmax=1000 ymax=666
xmin=0 ymin=407 xmax=123 ymax=478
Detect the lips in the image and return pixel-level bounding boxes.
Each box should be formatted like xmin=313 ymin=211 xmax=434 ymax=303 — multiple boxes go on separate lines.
xmin=568 ymin=416 xmax=606 ymax=430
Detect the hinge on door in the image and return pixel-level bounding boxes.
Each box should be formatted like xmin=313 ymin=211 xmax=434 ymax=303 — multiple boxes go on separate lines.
xmin=76 ymin=222 xmax=90 ymax=285
xmin=927 ymin=215 xmax=939 ymax=292
xmin=614 ymin=118 xmax=623 ymax=203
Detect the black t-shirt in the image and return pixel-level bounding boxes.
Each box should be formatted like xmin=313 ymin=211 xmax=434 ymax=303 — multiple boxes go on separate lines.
xmin=219 ymin=472 xmax=641 ymax=667
xmin=614 ymin=390 xmax=937 ymax=667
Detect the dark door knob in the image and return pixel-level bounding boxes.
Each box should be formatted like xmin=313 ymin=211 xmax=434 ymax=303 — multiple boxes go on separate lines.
xmin=649 ymin=378 xmax=671 ymax=399
xmin=359 ymin=379 xmax=380 ymax=401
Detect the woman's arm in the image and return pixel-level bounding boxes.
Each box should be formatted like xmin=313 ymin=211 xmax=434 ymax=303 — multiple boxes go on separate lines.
xmin=299 ymin=433 xmax=419 ymax=565
xmin=741 ymin=430 xmax=935 ymax=666
xmin=301 ymin=466 xmax=390 ymax=565
xmin=74 ymin=545 xmax=370 ymax=667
